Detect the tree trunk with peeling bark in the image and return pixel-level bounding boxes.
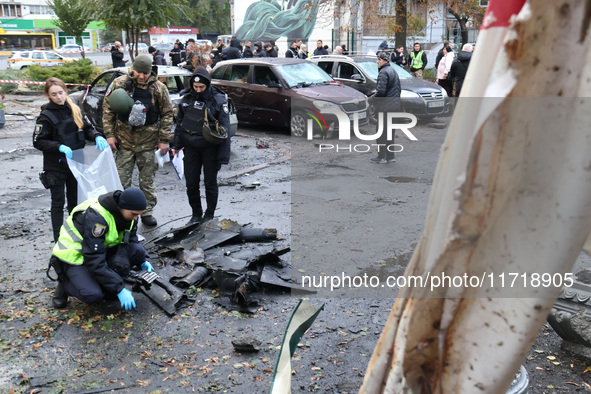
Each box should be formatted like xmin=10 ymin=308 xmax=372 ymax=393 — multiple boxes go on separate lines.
xmin=361 ymin=0 xmax=591 ymax=392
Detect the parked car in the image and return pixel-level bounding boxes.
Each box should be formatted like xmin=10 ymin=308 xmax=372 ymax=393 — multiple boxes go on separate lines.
xmin=101 ymin=43 xmax=115 ymax=52
xmin=308 ymin=55 xmax=450 ymax=121
xmin=210 ymin=58 xmax=369 ymax=137
xmin=154 ymin=43 xmax=174 ymax=52
xmin=69 ymin=65 xmax=237 ymax=136
xmin=57 ymin=44 xmax=90 ymax=52
xmin=128 ymin=43 xmax=149 ymax=52
xmin=7 ymin=50 xmax=76 ymax=70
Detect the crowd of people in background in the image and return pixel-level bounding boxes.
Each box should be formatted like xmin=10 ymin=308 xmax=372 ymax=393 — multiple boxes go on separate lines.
xmin=115 ymin=35 xmax=473 ymax=98
xmin=376 ymin=39 xmax=474 ymax=97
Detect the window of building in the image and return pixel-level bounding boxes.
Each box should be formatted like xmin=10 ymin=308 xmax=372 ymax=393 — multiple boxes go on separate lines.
xmin=28 ymin=5 xmax=55 ymax=15
xmin=0 ymin=4 xmax=22 ymax=17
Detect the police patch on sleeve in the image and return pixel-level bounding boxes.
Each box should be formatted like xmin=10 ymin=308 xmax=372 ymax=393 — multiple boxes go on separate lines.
xmin=223 ymin=104 xmax=229 ymax=114
xmin=92 ymin=223 xmax=106 ymax=237
xmin=34 ymin=124 xmax=43 ymax=135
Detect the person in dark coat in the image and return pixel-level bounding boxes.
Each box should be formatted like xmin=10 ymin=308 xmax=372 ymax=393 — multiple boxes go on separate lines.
xmin=449 ymin=43 xmax=473 ymax=97
xmin=264 ymin=42 xmax=278 ymax=57
xmin=253 ymin=41 xmax=267 ymax=57
xmin=313 ymin=40 xmax=328 ymax=56
xmin=391 ymin=46 xmax=406 ymax=67
xmin=111 ymin=41 xmax=126 ymax=68
xmin=221 ymin=37 xmax=242 ymax=60
xmin=169 ymin=43 xmax=183 ymax=66
xmin=371 ymin=51 xmax=401 ymax=164
xmin=216 ymin=39 xmax=225 ymax=52
xmin=285 ymin=41 xmax=298 ymax=58
xmin=50 ymin=188 xmax=153 ymax=309
xmin=171 ymin=67 xmax=231 ymax=225
xmin=148 ymin=46 xmax=167 ymax=65
xmin=33 ymin=77 xmax=108 ymax=242
xmin=243 ymin=40 xmax=253 ymax=58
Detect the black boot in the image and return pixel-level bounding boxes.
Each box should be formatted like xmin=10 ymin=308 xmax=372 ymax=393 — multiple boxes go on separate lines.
xmin=187 ymin=214 xmax=202 ymax=226
xmin=52 ymin=282 xmax=68 ymax=308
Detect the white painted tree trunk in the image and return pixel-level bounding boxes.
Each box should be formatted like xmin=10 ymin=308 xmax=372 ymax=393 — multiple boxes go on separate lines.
xmin=361 ymin=0 xmax=591 ymax=392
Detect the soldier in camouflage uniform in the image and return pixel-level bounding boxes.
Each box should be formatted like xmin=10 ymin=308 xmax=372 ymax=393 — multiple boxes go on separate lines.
xmin=102 ymin=55 xmax=173 ymax=227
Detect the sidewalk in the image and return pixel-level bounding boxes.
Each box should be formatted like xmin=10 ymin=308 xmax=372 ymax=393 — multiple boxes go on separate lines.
xmin=0 ymin=93 xmax=47 ymax=139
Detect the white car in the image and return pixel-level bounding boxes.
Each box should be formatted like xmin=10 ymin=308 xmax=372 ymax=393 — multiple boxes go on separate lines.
xmin=7 ymin=50 xmax=76 ymax=70
xmin=128 ymin=43 xmax=149 ymax=52
xmin=57 ymin=44 xmax=90 ymax=52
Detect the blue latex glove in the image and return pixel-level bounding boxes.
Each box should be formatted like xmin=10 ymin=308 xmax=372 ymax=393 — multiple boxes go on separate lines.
xmin=117 ymin=288 xmax=136 ymax=311
xmin=141 ymin=261 xmax=154 ymax=272
xmin=95 ymin=136 xmax=109 ymax=151
xmin=58 ymin=144 xmax=72 ymax=159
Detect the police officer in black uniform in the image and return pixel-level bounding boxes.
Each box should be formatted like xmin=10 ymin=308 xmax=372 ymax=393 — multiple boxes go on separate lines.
xmin=171 ymin=66 xmax=231 ymax=225
xmin=33 ymin=77 xmax=109 ymax=242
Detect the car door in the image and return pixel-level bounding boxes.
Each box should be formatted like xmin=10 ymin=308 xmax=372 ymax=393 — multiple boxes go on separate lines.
xmin=247 ymin=65 xmax=286 ymax=126
xmin=45 ymin=51 xmax=65 ymax=67
xmin=82 ymin=71 xmax=122 ymax=131
xmin=334 ymin=61 xmax=370 ymax=95
xmin=31 ymin=51 xmax=44 ymax=67
xmin=211 ymin=64 xmax=252 ymax=121
xmin=316 ymin=61 xmax=335 ymax=77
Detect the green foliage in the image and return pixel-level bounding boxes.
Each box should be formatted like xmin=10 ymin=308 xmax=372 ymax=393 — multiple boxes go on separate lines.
xmin=48 ymin=0 xmax=92 ymax=57
xmin=423 ymin=67 xmax=436 ymax=83
xmin=92 ymin=0 xmax=189 ymax=57
xmin=26 ymin=59 xmax=100 ymax=85
xmin=0 ymin=69 xmax=27 ymax=99
xmin=100 ymin=27 xmax=122 ymax=45
xmin=407 ymin=13 xmax=426 ymax=37
xmin=179 ymin=0 xmax=231 ymax=34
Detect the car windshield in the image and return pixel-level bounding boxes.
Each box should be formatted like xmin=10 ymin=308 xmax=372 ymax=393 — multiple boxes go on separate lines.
xmin=274 ymin=62 xmax=333 ymax=88
xmin=357 ymin=60 xmax=413 ymax=80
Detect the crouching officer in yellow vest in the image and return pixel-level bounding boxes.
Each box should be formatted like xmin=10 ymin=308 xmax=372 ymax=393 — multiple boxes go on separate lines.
xmin=50 ymin=187 xmax=154 ymax=310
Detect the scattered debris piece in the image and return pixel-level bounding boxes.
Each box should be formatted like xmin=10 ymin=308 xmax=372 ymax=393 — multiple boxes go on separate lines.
xmin=232 ymin=337 xmax=261 ymax=352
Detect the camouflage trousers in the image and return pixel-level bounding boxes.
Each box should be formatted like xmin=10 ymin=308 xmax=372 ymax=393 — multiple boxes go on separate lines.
xmin=411 ymin=69 xmax=423 ymax=78
xmin=115 ymin=149 xmax=157 ymax=216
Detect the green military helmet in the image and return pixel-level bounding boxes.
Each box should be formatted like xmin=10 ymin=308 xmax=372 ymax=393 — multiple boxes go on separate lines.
xmin=108 ymin=88 xmax=134 ymax=115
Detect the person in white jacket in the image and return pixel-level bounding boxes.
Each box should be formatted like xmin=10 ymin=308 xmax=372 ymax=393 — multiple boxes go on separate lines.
xmin=436 ymin=46 xmax=455 ymax=97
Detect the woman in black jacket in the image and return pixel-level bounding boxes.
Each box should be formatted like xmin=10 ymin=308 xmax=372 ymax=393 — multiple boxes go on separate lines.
xmin=33 ymin=77 xmax=109 ymax=241
xmin=171 ymin=67 xmax=231 ymax=225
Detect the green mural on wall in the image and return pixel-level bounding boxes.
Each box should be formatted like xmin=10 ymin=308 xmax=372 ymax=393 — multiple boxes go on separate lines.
xmin=236 ymin=0 xmax=322 ymax=42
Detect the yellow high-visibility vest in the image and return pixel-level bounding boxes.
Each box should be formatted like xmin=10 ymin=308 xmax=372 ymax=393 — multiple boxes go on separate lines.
xmin=52 ymin=198 xmax=133 ymax=265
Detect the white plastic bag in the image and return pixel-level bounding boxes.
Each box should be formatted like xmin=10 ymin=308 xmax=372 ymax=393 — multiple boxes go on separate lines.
xmin=154 ymin=149 xmax=170 ymax=167
xmin=67 ymin=146 xmax=123 ymax=204
xmin=171 ymin=150 xmax=184 ymax=180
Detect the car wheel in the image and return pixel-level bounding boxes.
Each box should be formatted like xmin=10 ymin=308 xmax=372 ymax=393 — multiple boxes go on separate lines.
xmin=290 ymin=111 xmax=307 ymax=138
